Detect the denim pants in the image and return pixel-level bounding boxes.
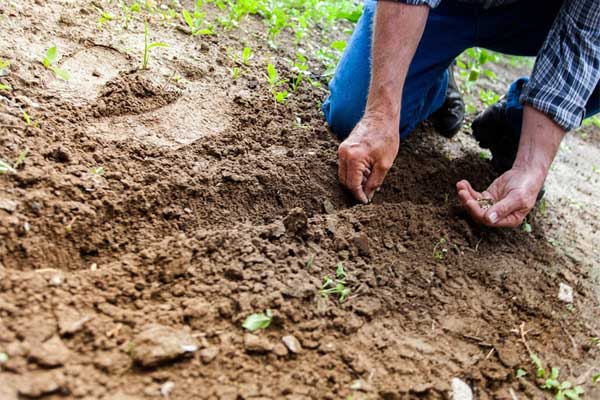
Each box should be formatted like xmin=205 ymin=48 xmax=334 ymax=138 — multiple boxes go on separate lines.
xmin=322 ymin=0 xmax=600 ymax=141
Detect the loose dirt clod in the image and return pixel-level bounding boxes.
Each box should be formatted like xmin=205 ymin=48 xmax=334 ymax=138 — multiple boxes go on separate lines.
xmin=129 ymin=325 xmax=199 ymax=367
xmin=243 ymin=334 xmax=273 ymax=353
xmin=282 ymin=335 xmax=302 ymax=354
xmin=29 ymin=335 xmax=71 ymax=367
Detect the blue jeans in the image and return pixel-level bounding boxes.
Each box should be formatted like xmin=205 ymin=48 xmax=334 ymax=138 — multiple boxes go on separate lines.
xmin=323 ymin=0 xmax=600 ymax=141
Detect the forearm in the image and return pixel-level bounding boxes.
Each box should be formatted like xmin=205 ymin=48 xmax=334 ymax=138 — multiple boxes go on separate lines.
xmin=513 ymin=105 xmax=566 ymax=176
xmin=365 ymin=2 xmax=429 ymax=124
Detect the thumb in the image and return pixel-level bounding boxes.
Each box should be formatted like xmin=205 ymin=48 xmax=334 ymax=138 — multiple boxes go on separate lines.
xmin=484 ymin=193 xmax=524 ymax=227
xmin=364 ymin=163 xmax=389 ymax=202
xmin=346 ymin=160 xmax=370 ymax=204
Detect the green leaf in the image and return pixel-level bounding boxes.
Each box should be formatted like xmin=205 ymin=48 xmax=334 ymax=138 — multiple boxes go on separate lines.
xmin=242 ymin=47 xmax=252 ymax=64
xmin=531 ymin=353 xmax=546 ymax=378
xmin=0 ymin=352 xmax=8 ymax=363
xmin=148 ymin=42 xmax=169 ymax=49
xmin=331 ymin=40 xmax=347 ymax=52
xmin=516 ymin=368 xmax=527 ymax=378
xmin=335 ymin=262 xmax=346 ymax=280
xmin=267 ymin=63 xmax=278 ymax=84
xmin=0 ymin=159 xmax=15 ymax=174
xmin=130 ymin=3 xmax=141 ymax=12
xmin=14 ymin=150 xmax=27 ymax=169
xmin=0 ymin=83 xmax=11 ymax=91
xmin=51 ymin=67 xmax=70 ymax=81
xmin=593 ymin=373 xmax=600 ymax=384
xmin=45 ymin=46 xmax=57 ymax=67
xmin=182 ymin=9 xmax=194 ymax=29
xmin=242 ymin=310 xmax=272 ymax=332
xmin=521 ymin=222 xmax=532 ymax=233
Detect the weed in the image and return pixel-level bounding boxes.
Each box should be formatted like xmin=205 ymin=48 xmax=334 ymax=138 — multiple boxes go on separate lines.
xmin=320 ymin=262 xmax=351 ymax=303
xmin=42 ymin=46 xmax=70 ymax=81
xmin=242 ymin=309 xmax=272 ymax=332
xmin=142 ymin=22 xmax=169 ymax=69
xmin=530 ymin=353 xmax=584 ymax=399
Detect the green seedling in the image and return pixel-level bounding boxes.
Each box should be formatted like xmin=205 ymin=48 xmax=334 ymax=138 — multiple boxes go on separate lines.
xmin=242 ymin=46 xmax=252 ymax=65
xmin=433 ymin=238 xmax=447 ymax=260
xmin=0 ymin=58 xmax=9 ymax=72
xmin=242 ymin=309 xmax=272 ymax=332
xmin=142 ymin=22 xmax=168 ymax=70
xmin=22 ymin=111 xmax=35 ymax=126
xmin=266 ymin=63 xmax=282 ymax=86
xmin=521 ymin=221 xmax=532 ymax=233
xmin=516 ymin=368 xmax=527 ymax=378
xmin=290 ymin=53 xmax=309 ymax=92
xmin=42 ymin=46 xmax=70 ymax=81
xmin=120 ymin=1 xmax=140 ymax=29
xmin=182 ymin=0 xmax=212 ymax=36
xmin=539 ymin=198 xmax=548 ymax=216
xmin=0 ymin=160 xmax=15 ymax=174
xmin=593 ymin=373 xmax=599 ymax=384
xmin=0 ymin=83 xmax=11 ymax=91
xmin=479 ymin=89 xmax=500 ymax=107
xmin=98 ymin=11 xmax=115 ymax=28
xmin=13 ymin=150 xmax=27 ymax=170
xmin=479 ymin=150 xmax=492 ymax=160
xmin=231 ymin=67 xmax=240 ymax=80
xmin=530 ymin=353 xmax=585 ymax=399
xmin=591 ymin=337 xmax=599 ymax=346
xmin=320 ymin=262 xmax=351 ymax=303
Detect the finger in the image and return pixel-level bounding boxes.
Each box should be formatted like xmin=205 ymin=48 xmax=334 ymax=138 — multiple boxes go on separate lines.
xmin=484 ymin=193 xmax=526 ymax=227
xmin=338 ymin=151 xmax=348 ymax=188
xmin=364 ymin=163 xmax=390 ymax=202
xmin=456 ymin=180 xmax=482 ymax=200
xmin=458 ymin=190 xmax=487 ymax=223
xmin=346 ymin=160 xmax=369 ymax=204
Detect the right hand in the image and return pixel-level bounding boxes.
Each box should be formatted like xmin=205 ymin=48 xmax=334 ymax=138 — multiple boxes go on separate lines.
xmin=337 ymin=113 xmax=399 ymax=204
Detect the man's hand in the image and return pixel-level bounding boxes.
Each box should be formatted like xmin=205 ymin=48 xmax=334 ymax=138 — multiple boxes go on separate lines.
xmin=336 ymin=2 xmax=429 ymax=204
xmin=338 ymin=113 xmax=399 ymax=204
xmin=456 ymin=166 xmax=544 ymax=228
xmin=457 ymin=105 xmax=565 ymax=228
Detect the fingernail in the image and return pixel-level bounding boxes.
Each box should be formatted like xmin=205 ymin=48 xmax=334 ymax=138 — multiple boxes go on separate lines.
xmin=368 ymin=192 xmax=375 ymax=203
xmin=488 ymin=212 xmax=498 ymax=223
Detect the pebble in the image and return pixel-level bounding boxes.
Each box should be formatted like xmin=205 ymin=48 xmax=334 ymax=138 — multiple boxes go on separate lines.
xmin=29 ymin=336 xmax=71 ymax=367
xmin=451 ymin=378 xmax=473 ymax=400
xmin=243 ymin=334 xmax=273 ymax=353
xmin=0 ymin=199 xmax=18 ymax=213
xmin=282 ymin=335 xmax=302 ymax=354
xmin=130 ymin=325 xmax=199 ymax=367
xmin=353 ymin=233 xmax=370 ymax=256
xmin=323 ymin=199 xmax=335 ymax=214
xmin=558 ymin=283 xmax=573 ymax=303
xmin=199 ymin=347 xmax=219 ymax=364
xmin=160 ymin=381 xmax=175 ymax=397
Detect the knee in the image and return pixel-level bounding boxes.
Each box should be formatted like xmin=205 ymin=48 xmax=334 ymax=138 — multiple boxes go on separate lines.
xmin=322 ymin=93 xmax=363 ymax=141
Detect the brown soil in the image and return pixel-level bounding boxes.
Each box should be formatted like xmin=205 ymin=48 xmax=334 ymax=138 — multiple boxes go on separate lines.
xmin=1 ymin=1 xmax=599 ymax=399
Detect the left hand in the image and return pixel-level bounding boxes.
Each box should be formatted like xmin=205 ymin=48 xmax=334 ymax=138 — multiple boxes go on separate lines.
xmin=456 ymin=166 xmax=545 ymax=228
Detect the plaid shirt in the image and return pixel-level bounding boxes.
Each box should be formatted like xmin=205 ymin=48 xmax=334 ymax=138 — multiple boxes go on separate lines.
xmin=384 ymin=0 xmax=600 ymax=131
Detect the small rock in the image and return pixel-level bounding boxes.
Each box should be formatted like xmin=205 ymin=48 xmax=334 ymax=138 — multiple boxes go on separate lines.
xmin=0 ymin=199 xmax=18 ymax=213
xmin=273 ymin=343 xmax=288 ymax=357
xmin=16 ymin=370 xmax=65 ymax=398
xmin=130 ymin=325 xmax=199 ymax=367
xmin=29 ymin=335 xmax=71 ymax=367
xmin=323 ymin=200 xmax=335 ymax=214
xmin=451 ymin=378 xmax=473 ymax=400
xmin=199 ymin=347 xmax=219 ymax=364
xmin=56 ymin=307 xmax=92 ymax=336
xmin=160 ymin=381 xmax=175 ymax=397
xmin=353 ymin=233 xmax=370 ymax=256
xmin=243 ymin=334 xmax=273 ymax=353
xmin=558 ymin=283 xmax=573 ymax=303
xmin=396 ymin=243 xmax=408 ymax=254
xmin=281 ymin=335 xmax=302 ymax=354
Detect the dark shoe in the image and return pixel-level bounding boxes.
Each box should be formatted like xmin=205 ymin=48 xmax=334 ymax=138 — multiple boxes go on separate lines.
xmin=429 ymin=64 xmax=465 ymax=138
xmin=472 ymin=98 xmax=546 ymax=201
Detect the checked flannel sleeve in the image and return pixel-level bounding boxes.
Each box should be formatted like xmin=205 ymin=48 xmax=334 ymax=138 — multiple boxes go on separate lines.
xmin=520 ymin=0 xmax=600 ymax=131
